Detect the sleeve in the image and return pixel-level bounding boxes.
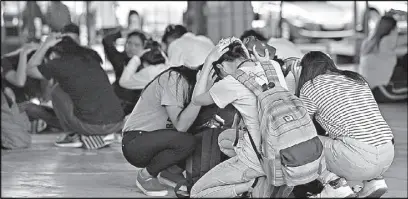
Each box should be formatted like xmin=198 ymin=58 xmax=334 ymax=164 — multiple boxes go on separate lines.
xmin=160 ymin=72 xmax=187 ymax=108
xmin=120 ymin=67 xmax=156 ymax=90
xmin=209 ymin=76 xmax=240 ymax=109
xmin=299 ymin=86 xmax=318 ymax=116
xmin=102 ymin=30 xmax=125 ymax=72
xmin=1 ymin=58 xmax=14 ymax=76
xmin=167 ymin=42 xmax=184 ymax=67
xmin=37 ymin=58 xmax=60 ymax=80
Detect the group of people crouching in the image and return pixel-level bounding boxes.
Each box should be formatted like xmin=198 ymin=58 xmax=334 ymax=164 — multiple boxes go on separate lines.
xmin=1 ymin=22 xmax=394 ymax=198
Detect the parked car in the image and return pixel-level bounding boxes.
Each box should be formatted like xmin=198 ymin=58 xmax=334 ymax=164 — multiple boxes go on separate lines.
xmin=257 ymin=1 xmax=355 ymax=42
xmin=328 ymin=1 xmax=407 ymax=35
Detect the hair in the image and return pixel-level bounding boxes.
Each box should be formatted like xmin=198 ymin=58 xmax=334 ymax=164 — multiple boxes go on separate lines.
xmin=49 ymin=36 xmax=103 ymax=64
xmin=61 ymin=23 xmax=80 ymax=35
xmin=140 ymin=39 xmax=166 ymax=66
xmin=162 ymin=24 xmax=188 ymax=44
xmin=240 ymin=29 xmax=267 ymax=42
xmin=126 ymin=31 xmax=147 ymax=44
xmin=127 ymin=10 xmax=140 ymax=26
xmin=365 ymin=15 xmax=397 ymax=54
xmin=142 ymin=66 xmax=198 ymax=119
xmin=212 ymin=40 xmax=250 ymax=78
xmin=296 ymin=51 xmax=367 ymax=97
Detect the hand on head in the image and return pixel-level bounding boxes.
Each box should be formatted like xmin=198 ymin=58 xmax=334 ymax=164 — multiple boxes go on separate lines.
xmin=44 ymin=32 xmax=65 ymax=47
xmin=252 ymin=45 xmax=270 ymax=63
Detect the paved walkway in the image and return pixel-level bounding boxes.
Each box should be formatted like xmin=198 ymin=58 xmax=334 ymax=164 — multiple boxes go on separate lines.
xmin=1 ymin=103 xmax=407 ymax=197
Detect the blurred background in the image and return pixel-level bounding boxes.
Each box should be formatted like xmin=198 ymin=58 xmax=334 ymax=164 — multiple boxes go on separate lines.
xmin=1 ymin=1 xmax=407 ymax=74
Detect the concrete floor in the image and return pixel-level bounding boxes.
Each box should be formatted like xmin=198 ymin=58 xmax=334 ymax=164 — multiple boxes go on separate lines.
xmin=1 ymin=103 xmax=407 ymax=198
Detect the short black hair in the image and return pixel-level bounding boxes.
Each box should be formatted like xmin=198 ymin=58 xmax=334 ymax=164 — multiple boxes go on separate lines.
xmin=240 ymin=29 xmax=267 ymax=42
xmin=127 ymin=31 xmax=147 ymax=44
xmin=61 ymin=23 xmax=80 ymax=35
xmin=162 ymin=24 xmax=188 ymax=44
xmin=128 ymin=10 xmax=139 ymax=17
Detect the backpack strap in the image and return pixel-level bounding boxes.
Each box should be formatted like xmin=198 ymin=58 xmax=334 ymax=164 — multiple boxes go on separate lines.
xmin=231 ymin=69 xmax=264 ymax=96
xmin=259 ymin=61 xmax=281 ymax=88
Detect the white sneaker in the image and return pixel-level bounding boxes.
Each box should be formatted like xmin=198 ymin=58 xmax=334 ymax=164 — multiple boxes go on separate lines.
xmin=310 ymin=178 xmax=356 ymax=198
xmin=103 ymin=133 xmax=116 ymax=144
xmin=357 ymin=178 xmax=388 ymax=198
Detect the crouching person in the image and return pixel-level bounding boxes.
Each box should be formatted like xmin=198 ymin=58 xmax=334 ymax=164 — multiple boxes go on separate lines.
xmin=27 ymin=33 xmax=124 ymax=149
xmin=121 ymin=65 xmax=201 ymax=196
xmin=297 ymin=51 xmax=395 ymax=198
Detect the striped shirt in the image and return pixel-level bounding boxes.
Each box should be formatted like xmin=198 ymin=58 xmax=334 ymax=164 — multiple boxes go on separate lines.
xmin=299 ymin=74 xmax=393 ymax=146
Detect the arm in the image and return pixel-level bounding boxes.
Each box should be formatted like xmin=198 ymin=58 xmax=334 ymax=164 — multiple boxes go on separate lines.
xmin=119 ymin=56 xmax=145 ymax=89
xmin=192 ymin=44 xmax=229 ymax=105
xmin=161 ymin=74 xmax=201 ymax=132
xmin=4 ymin=50 xmax=29 ymax=87
xmin=27 ymin=33 xmax=62 ymax=80
xmin=192 ymin=61 xmax=216 ymax=106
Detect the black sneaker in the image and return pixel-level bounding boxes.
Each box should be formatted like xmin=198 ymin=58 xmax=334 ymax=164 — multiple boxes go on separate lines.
xmin=158 ymin=169 xmax=187 ymax=192
xmin=54 ymin=133 xmax=83 ymax=148
xmin=136 ymin=170 xmax=168 ymax=196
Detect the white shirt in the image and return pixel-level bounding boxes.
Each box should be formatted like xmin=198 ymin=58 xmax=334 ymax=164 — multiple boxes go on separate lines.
xmin=267 ymin=38 xmax=303 ymax=59
xmin=167 ymin=33 xmax=214 ymax=68
xmin=119 ymin=63 xmax=169 ymax=90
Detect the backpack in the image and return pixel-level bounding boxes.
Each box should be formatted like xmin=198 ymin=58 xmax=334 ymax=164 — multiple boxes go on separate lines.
xmin=230 ymin=60 xmax=324 ymax=188
xmin=174 ymin=104 xmax=237 ymax=198
xmin=1 ymin=92 xmax=32 ymax=149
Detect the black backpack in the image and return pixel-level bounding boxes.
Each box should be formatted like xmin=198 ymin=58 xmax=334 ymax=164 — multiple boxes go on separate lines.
xmin=175 ymin=104 xmax=237 ymax=198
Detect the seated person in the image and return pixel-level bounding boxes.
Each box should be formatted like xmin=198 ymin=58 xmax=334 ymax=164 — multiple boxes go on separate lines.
xmin=1 ymin=43 xmax=61 ymax=131
xmin=27 ymin=33 xmax=124 ymax=149
xmin=297 ymin=51 xmax=394 ymax=198
xmin=102 ymin=28 xmax=147 ymax=115
xmin=119 ymin=39 xmax=169 ymax=91
xmin=121 ymin=63 xmax=203 ymax=196
xmin=162 ymin=24 xmax=214 ymax=67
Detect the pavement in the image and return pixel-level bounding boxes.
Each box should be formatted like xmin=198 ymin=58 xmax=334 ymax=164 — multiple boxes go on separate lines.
xmin=1 ymin=102 xmax=407 ymax=198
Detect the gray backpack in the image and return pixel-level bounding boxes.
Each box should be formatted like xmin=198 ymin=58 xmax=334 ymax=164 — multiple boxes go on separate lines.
xmin=1 ymin=92 xmax=31 ymax=149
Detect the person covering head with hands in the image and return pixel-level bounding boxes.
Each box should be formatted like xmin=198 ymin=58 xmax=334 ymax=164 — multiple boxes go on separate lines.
xmin=26 ymin=32 xmax=124 ymax=149
xmin=190 ymin=37 xmax=286 ymax=198
xmin=102 ymin=27 xmax=148 ymax=115
xmin=121 ymin=51 xmax=204 ymax=196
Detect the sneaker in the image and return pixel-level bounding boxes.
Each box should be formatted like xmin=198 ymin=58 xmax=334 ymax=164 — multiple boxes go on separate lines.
xmin=357 ymin=178 xmax=388 ymax=198
xmin=158 ymin=169 xmax=187 ymax=192
xmin=136 ymin=170 xmax=168 ymax=197
xmin=103 ymin=133 xmax=116 ymax=144
xmin=55 ymin=133 xmax=83 ymax=148
xmin=81 ymin=134 xmax=113 ymax=150
xmin=309 ymin=178 xmax=356 ymax=198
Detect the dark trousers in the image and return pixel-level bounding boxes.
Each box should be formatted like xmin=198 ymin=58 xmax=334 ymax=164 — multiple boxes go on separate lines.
xmin=51 ymin=85 xmax=123 ymax=136
xmin=122 ymin=129 xmax=196 ymax=177
xmin=18 ymin=102 xmax=61 ymax=129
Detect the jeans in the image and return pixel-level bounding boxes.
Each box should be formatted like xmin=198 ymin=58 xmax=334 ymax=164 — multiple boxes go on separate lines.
xmin=190 ymin=156 xmax=264 ymax=198
xmin=18 ymin=102 xmax=61 ymax=129
xmin=51 ymin=85 xmax=123 ymax=136
xmin=121 ymin=129 xmax=196 ymax=177
xmin=318 ymin=136 xmax=394 ymax=182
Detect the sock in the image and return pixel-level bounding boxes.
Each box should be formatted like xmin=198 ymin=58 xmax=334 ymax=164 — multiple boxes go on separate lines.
xmin=140 ymin=168 xmax=153 ymax=179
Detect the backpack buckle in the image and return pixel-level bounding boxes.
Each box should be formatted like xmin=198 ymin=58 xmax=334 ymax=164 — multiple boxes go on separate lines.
xmin=283 ymin=115 xmax=294 ymax=122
